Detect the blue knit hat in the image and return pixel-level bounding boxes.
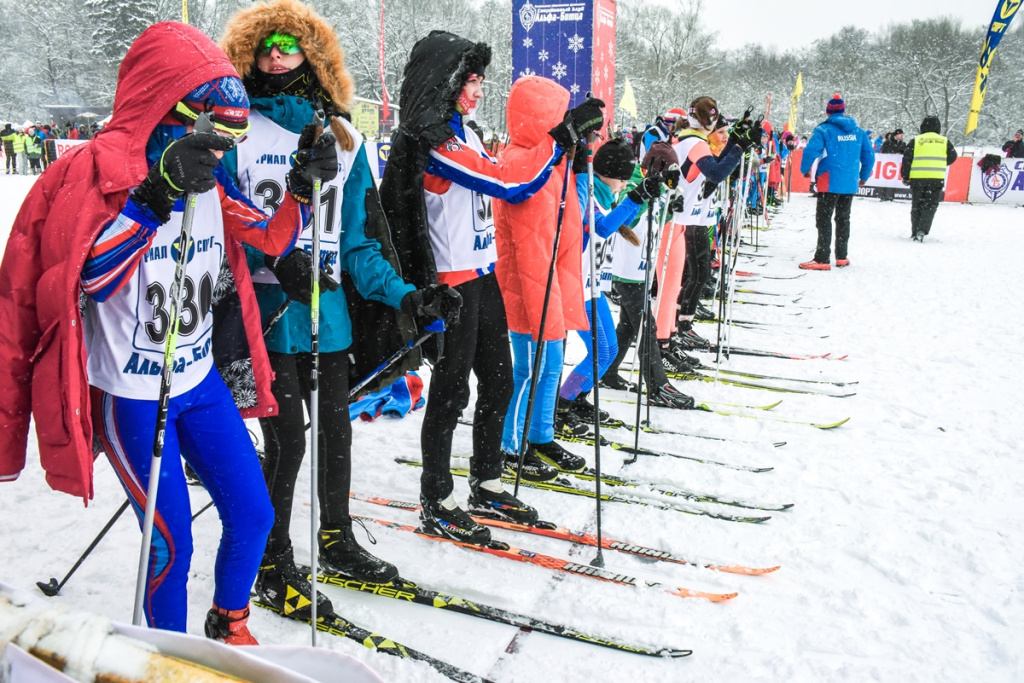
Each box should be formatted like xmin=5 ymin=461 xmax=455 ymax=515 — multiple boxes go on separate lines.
xmin=174 ymin=76 xmax=250 ymax=136
xmin=826 ymin=93 xmax=845 ymax=116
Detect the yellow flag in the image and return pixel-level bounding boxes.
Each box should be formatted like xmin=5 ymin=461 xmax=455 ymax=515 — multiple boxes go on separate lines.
xmin=182 ymin=0 xmax=188 ymax=23
xmin=619 ymin=78 xmax=638 ymax=119
xmin=787 ymin=72 xmax=803 ymax=133
xmin=967 ymin=0 xmax=1021 ymax=134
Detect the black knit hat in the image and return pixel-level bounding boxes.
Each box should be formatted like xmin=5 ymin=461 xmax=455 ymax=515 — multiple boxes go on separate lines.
xmin=594 ymin=139 xmax=635 ymax=180
xmin=920 ymin=116 xmax=941 ymax=134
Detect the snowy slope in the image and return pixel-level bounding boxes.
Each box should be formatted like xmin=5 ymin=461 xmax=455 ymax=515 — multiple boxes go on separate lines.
xmin=1 ymin=174 xmax=1021 ymax=682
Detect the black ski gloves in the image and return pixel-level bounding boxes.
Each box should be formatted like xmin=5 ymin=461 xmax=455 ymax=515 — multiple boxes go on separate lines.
xmin=287 ymin=123 xmax=339 ymax=204
xmin=549 ymin=97 xmax=605 ymax=150
xmin=571 ymin=141 xmax=590 ymax=175
xmin=401 ymin=283 xmax=463 ymax=327
xmin=264 ymin=249 xmax=338 ymax=306
xmin=132 ymin=132 xmax=234 ymax=223
xmin=668 ymin=194 xmax=685 ymax=214
xmin=729 ymin=113 xmax=764 ymax=151
xmin=627 ymin=175 xmax=662 ymax=204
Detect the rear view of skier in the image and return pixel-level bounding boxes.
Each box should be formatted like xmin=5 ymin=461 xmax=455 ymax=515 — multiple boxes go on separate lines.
xmin=901 ymin=115 xmax=957 ymax=241
xmin=0 ymin=23 xmax=306 ymax=644
xmin=220 ymin=0 xmax=459 ymax=611
xmin=381 ymin=31 xmax=566 ymax=545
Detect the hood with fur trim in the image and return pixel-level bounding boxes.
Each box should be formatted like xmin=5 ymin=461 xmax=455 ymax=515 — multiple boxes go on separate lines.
xmin=220 ymin=0 xmax=355 ymax=149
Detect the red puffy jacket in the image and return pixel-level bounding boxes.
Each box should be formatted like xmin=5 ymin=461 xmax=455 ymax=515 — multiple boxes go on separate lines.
xmin=494 ymin=77 xmax=586 ymax=341
xmin=0 ymin=23 xmax=281 ymax=502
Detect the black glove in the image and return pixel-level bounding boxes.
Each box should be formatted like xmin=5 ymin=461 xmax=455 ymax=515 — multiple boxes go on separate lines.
xmin=661 ymin=166 xmax=680 ymax=190
xmin=668 ymin=194 xmax=684 ymax=214
xmin=571 ymin=141 xmax=589 ymax=175
xmin=401 ymin=283 xmax=463 ymax=326
xmin=264 ymin=250 xmax=338 ymax=306
xmin=729 ymin=126 xmax=754 ymax=151
xmin=627 ymin=175 xmax=662 ymax=204
xmin=132 ymin=132 xmax=234 ymax=222
xmin=548 ymin=97 xmax=605 ymax=149
xmin=287 ymin=124 xmax=339 ymax=203
xmin=700 ymin=179 xmax=719 ymax=200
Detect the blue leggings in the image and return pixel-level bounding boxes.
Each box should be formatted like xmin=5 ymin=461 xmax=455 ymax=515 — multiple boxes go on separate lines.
xmin=560 ymin=293 xmax=617 ymax=401
xmin=91 ymin=369 xmax=273 ymax=631
xmin=502 ymin=334 xmax=564 ymax=452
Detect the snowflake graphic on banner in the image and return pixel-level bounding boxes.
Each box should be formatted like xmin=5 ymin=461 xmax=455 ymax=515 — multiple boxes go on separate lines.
xmin=523 ymin=37 xmax=533 ymax=48
xmin=570 ymin=83 xmax=580 ymax=95
xmin=569 ymin=34 xmax=584 ymax=52
xmin=552 ymin=62 xmax=567 ymax=80
xmin=519 ymin=67 xmax=536 ymax=77
xmin=538 ymin=49 xmax=549 ymax=62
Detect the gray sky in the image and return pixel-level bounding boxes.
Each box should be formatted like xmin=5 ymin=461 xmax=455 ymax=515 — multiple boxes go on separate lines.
xmin=696 ymin=0 xmax=995 ymax=52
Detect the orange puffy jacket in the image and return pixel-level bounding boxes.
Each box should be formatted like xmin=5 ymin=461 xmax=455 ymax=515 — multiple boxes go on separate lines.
xmin=494 ymin=77 xmax=586 ymax=341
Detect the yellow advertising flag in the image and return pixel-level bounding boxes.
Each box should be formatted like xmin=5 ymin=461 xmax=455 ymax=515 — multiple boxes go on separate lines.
xmin=619 ymin=78 xmax=638 ymax=119
xmin=966 ymin=0 xmax=1021 ymax=135
xmin=787 ymin=72 xmax=803 ymax=133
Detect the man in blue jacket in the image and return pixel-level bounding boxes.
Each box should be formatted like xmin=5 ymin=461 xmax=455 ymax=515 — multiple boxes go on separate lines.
xmin=799 ymin=93 xmax=875 ymax=270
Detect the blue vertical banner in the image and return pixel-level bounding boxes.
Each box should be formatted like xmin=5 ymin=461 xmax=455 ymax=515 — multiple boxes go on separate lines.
xmin=512 ymin=0 xmax=594 ymax=109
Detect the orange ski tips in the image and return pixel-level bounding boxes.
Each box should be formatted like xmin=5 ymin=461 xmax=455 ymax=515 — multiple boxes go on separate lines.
xmin=711 ymin=564 xmax=782 ymax=576
xmin=669 ymin=588 xmax=739 ymax=602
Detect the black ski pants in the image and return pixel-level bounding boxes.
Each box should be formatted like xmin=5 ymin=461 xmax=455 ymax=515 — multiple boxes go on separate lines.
xmin=421 ymin=273 xmax=511 ymax=501
xmin=910 ymin=180 xmax=943 ymax=237
xmin=605 ymin=281 xmax=670 ymax=388
xmin=259 ymin=350 xmax=352 ymax=556
xmin=678 ymin=225 xmax=712 ymax=318
xmin=814 ymin=192 xmax=854 ymax=263
xmin=4 ymin=151 xmax=15 ymax=172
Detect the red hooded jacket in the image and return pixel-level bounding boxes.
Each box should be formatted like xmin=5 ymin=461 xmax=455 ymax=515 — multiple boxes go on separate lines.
xmin=494 ymin=77 xmax=586 ymax=341
xmin=0 ymin=23 xmax=284 ymax=502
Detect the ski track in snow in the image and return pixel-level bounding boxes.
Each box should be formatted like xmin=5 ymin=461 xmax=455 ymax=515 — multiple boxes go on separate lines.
xmin=1 ymin=174 xmax=1021 ymax=682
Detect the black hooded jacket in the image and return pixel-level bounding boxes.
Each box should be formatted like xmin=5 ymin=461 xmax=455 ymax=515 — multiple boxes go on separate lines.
xmin=379 ymin=30 xmax=491 ymax=293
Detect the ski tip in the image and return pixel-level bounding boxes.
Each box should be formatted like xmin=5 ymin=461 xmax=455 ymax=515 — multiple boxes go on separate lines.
xmin=671 ymin=588 xmax=739 ymax=602
xmin=659 ymin=649 xmax=694 ymax=658
xmin=773 ymin=442 xmax=787 ymax=448
xmin=780 ymin=503 xmax=795 ymax=510
xmin=814 ymin=417 xmax=851 ymax=429
xmin=711 ymin=564 xmax=781 ymax=576
xmin=753 ymin=466 xmax=774 ymax=473
xmin=764 ymin=400 xmax=784 ymax=410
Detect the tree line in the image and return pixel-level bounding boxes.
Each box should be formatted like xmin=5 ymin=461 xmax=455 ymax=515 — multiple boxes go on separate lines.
xmin=1 ymin=0 xmax=1019 ymax=144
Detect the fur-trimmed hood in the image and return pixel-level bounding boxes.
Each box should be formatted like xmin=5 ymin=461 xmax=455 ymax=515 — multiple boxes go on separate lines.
xmin=220 ymin=0 xmax=355 ymax=148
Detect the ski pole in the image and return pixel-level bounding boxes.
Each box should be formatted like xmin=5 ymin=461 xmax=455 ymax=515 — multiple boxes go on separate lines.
xmin=583 ymin=133 xmax=604 ymax=568
xmin=38 ymin=500 xmax=130 ymax=597
xmin=133 ymin=112 xmax=216 ymax=627
xmin=348 ymin=320 xmax=445 ymax=400
xmin=626 ymin=199 xmax=657 ymax=467
xmin=308 ymin=108 xmax=325 ymax=647
xmin=513 ymin=142 xmax=577 ymax=498
xmin=263 ymin=300 xmax=291 ymax=335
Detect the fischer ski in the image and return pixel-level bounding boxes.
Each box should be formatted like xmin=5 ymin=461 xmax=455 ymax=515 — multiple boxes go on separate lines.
xmin=350 ymin=494 xmax=779 ymax=576
xmin=394 ymin=459 xmax=771 ymax=523
xmin=315 ymin=572 xmax=691 ymax=657
xmin=663 ymin=369 xmax=857 ymax=398
xmin=356 ymin=515 xmax=739 ymax=602
xmin=251 ymin=600 xmax=490 ymax=683
xmin=696 ymin=364 xmax=857 ymax=387
xmin=708 ymin=344 xmax=848 ymax=361
xmin=604 ymin=395 xmax=784 ymax=411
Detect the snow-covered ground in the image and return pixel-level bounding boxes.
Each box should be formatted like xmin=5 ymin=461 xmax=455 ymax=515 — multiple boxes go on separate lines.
xmin=1 ymin=175 xmax=1021 ymax=682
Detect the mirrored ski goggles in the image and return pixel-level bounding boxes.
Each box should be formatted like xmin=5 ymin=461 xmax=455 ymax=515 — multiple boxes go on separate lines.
xmin=174 ymin=101 xmax=251 ymax=139
xmin=258 ymin=32 xmax=302 ymax=56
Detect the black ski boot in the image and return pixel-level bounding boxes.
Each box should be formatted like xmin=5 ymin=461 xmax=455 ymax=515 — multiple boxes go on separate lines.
xmin=503 ymin=448 xmax=559 ymax=482
xmin=648 ymin=383 xmax=696 ymax=410
xmin=599 ymin=372 xmax=638 ymax=393
xmin=672 ymin=322 xmax=711 ymax=351
xmin=694 ymin=302 xmax=716 ymax=322
xmin=568 ymin=394 xmax=610 ymax=423
xmin=660 ymin=341 xmax=699 ymax=372
xmin=554 ymin=400 xmax=591 ymax=437
xmin=319 ymin=519 xmax=399 ymax=584
xmin=253 ymin=543 xmax=334 ymax=620
xmin=419 ymin=494 xmax=491 ymax=545
xmin=468 ymin=477 xmax=539 ymax=525
xmin=531 ymin=440 xmax=586 ymax=472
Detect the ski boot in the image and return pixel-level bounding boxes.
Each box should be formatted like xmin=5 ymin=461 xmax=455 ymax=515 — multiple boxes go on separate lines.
xmin=672 ymin=322 xmax=710 ymax=351
xmin=599 ymin=372 xmax=638 ymax=393
xmin=648 ymin=383 xmax=696 ymax=410
xmin=660 ymin=340 xmax=699 ymax=372
xmin=253 ymin=543 xmax=334 ymax=620
xmin=694 ymin=302 xmax=716 ymax=322
xmin=503 ymin=449 xmax=559 ymax=482
xmin=468 ymin=477 xmax=539 ymax=526
xmin=554 ymin=401 xmax=591 ymax=437
xmin=205 ymin=604 xmax=258 ymax=646
xmin=531 ymin=440 xmax=586 ymax=472
xmin=319 ymin=519 xmax=399 ymax=584
xmin=419 ymin=493 xmax=491 ymax=545
xmin=567 ymin=394 xmax=610 ymax=423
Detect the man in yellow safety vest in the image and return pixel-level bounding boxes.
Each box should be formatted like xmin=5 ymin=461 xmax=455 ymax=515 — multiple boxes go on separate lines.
xmin=901 ymin=115 xmax=957 ymax=242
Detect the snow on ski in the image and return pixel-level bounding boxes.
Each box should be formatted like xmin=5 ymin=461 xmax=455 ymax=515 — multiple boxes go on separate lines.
xmin=552 ymin=432 xmax=775 ymax=473
xmin=695 ymin=363 xmax=858 ymax=387
xmin=661 ymin=369 xmax=857 ymax=398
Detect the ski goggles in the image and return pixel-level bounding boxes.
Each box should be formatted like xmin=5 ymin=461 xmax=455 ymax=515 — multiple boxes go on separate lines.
xmin=258 ymin=32 xmax=302 ymax=56
xmin=174 ymin=100 xmax=251 ymax=138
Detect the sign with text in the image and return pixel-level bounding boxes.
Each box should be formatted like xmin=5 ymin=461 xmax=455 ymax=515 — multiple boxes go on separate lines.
xmin=969 ymin=157 xmax=1024 ymax=205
